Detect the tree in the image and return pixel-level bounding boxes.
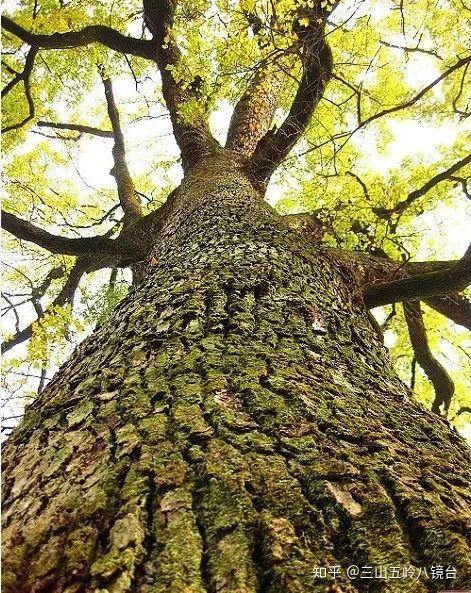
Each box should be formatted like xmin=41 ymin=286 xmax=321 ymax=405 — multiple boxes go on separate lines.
xmin=1 ymin=0 xmax=471 ymax=591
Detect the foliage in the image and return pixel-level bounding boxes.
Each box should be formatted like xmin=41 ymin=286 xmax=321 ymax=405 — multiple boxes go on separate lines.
xmin=83 ymin=275 xmax=130 ymax=327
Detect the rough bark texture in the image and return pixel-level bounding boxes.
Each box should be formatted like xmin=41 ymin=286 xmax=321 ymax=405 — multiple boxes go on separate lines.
xmin=2 ymin=154 xmax=471 ymax=593
xmin=226 ymin=66 xmax=283 ymax=158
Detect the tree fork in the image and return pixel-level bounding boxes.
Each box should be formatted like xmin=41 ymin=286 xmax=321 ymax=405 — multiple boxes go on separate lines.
xmin=246 ymin=8 xmax=334 ymax=190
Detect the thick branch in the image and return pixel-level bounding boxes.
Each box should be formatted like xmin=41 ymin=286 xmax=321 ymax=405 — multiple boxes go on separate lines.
xmin=103 ymin=78 xmax=142 ymax=222
xmin=247 ymin=13 xmax=333 ymax=189
xmin=363 ymin=244 xmax=471 ymax=308
xmin=374 ymin=154 xmax=471 ymax=218
xmin=37 ymin=120 xmax=114 ymax=138
xmin=1 ymin=259 xmax=91 ymax=354
xmin=403 ymin=301 xmax=454 ymax=415
xmin=226 ymin=64 xmax=284 ymax=158
xmin=2 ymin=209 xmax=117 ymax=256
xmin=425 ymin=294 xmax=471 ymax=331
xmin=319 ymin=246 xmax=471 ymax=329
xmin=2 ymin=16 xmax=154 ymax=59
xmin=143 ymin=0 xmax=219 ymax=170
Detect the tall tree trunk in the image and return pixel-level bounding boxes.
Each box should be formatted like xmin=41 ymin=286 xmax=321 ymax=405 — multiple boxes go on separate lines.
xmin=2 ymin=153 xmax=471 ymax=593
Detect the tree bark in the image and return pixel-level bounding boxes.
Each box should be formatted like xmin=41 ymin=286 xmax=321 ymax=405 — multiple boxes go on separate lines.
xmin=2 ymin=153 xmax=471 ymax=593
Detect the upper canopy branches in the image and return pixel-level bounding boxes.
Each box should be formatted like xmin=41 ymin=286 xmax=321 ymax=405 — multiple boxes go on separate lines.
xmin=3 ymin=0 xmax=468 ymax=185
xmin=2 ymin=0 xmax=339 ymax=177
xmin=1 ymin=13 xmax=155 ymax=137
xmin=2 ymin=5 xmax=220 ymax=167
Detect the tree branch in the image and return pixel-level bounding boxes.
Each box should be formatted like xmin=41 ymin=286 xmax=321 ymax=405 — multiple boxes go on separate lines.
xmin=33 ymin=265 xmax=67 ymax=298
xmin=452 ymin=60 xmax=470 ymax=118
xmin=403 ymin=301 xmax=454 ymax=415
xmin=347 ymin=170 xmax=370 ymax=201
xmin=2 ymin=209 xmax=117 ymax=256
xmin=143 ymin=0 xmax=219 ymax=170
xmin=357 ymin=54 xmax=471 ymax=130
xmin=363 ymin=244 xmax=471 ymax=308
xmin=301 ymin=54 xmax=471 ymax=161
xmin=454 ymin=406 xmax=471 ymax=418
xmin=373 ymin=154 xmax=471 ymax=218
xmin=247 ymin=7 xmax=334 ymax=189
xmin=103 ymin=77 xmax=142 ymax=222
xmin=226 ymin=63 xmax=284 ymax=158
xmin=37 ymin=120 xmax=114 ymax=138
xmin=2 ymin=295 xmax=21 ymax=333
xmin=379 ymin=40 xmax=443 ymax=61
xmin=2 ymin=15 xmax=155 ymax=59
xmin=1 ymin=45 xmax=37 ymax=133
